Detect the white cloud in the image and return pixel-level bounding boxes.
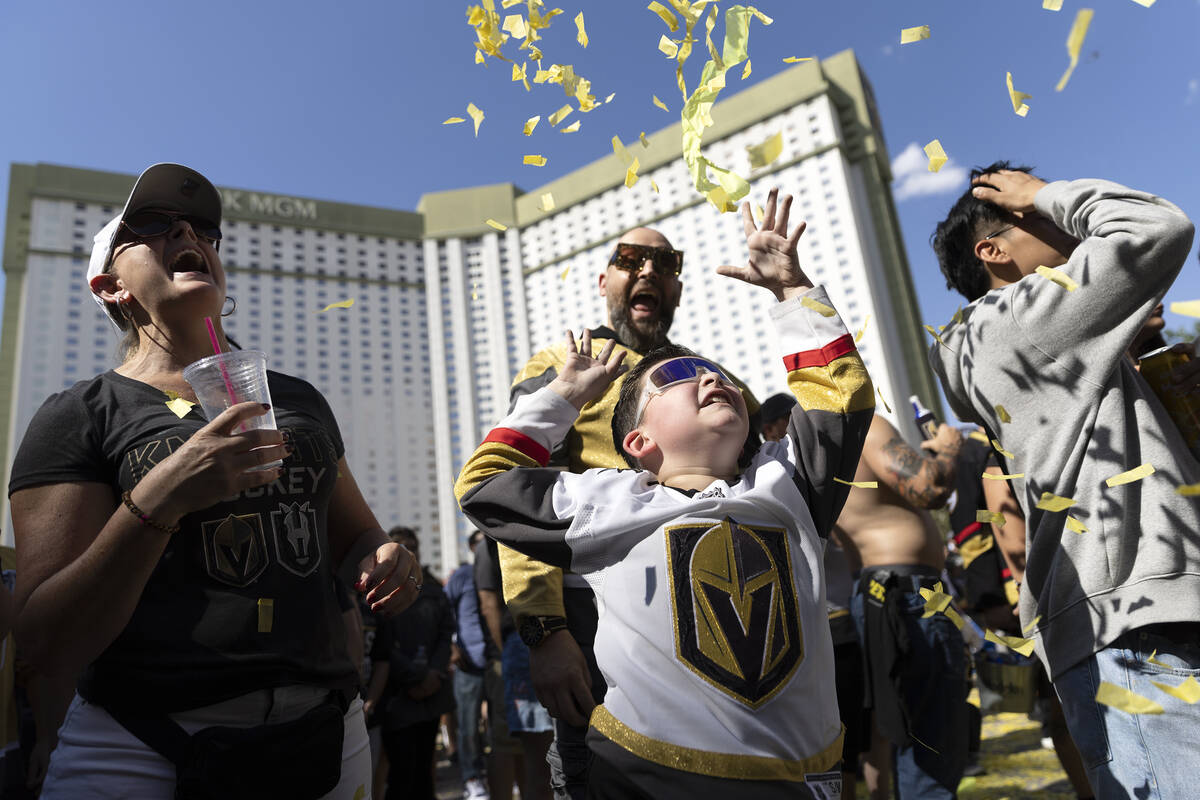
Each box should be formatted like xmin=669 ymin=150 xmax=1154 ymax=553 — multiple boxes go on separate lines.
xmin=890 ymin=142 xmax=969 ymax=201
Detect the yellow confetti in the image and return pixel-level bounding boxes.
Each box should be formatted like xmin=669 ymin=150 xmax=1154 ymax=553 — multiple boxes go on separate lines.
xmin=924 ymin=139 xmax=948 ymax=173
xmin=164 ymin=391 xmax=195 ymax=419
xmin=1096 ymin=682 xmax=1164 ymax=715
xmin=1176 ymin=482 xmax=1200 ymax=496
xmin=1153 ymin=676 xmax=1200 ymax=704
xmin=801 ymin=296 xmax=837 ymax=317
xmin=501 ymin=13 xmax=527 ymax=40
xmin=647 ymin=1 xmax=679 ymax=32
xmin=969 ymin=430 xmax=989 ymax=444
xmin=919 ymin=582 xmax=953 ymax=617
xmin=746 ymin=131 xmax=783 ymax=169
xmin=877 ymin=387 xmax=892 ymax=413
xmin=1066 ymin=515 xmax=1088 ymax=534
xmin=652 ymin=94 xmax=670 ymax=112
xmin=539 ymin=192 xmax=555 ymax=212
xmin=523 ymin=115 xmax=540 ymax=135
xmin=258 ymin=598 xmax=274 ymax=633
xmin=1043 ymin=0 xmax=1063 ymax=8
xmin=1006 ymin=71 xmax=1032 ymax=117
xmin=484 ymin=219 xmax=508 ymax=231
xmin=574 ymin=11 xmax=588 ymax=47
xmin=319 ymin=298 xmax=355 ymax=312
xmin=612 ymin=135 xmax=633 ymax=166
xmin=977 ymin=509 xmax=1007 ymax=528
xmin=1169 ymin=300 xmax=1200 ymax=318
xmin=782 ymin=56 xmax=814 ymax=63
xmin=924 ymin=324 xmax=950 ymax=348
xmin=501 ymin=0 xmax=520 ymax=7
xmin=560 ymin=120 xmax=581 ymax=133
xmin=1106 ymin=462 xmax=1155 ymax=488
xmin=753 ymin=204 xmax=764 ymax=223
xmin=650 ymin=179 xmax=660 ymax=194
xmin=1022 ymin=615 xmax=1042 ymax=634
xmin=1148 ymin=649 xmax=1171 ymax=667
xmin=467 ymin=102 xmax=485 ymax=136
xmin=639 ymin=131 xmax=650 ymax=148
xmin=994 ymin=404 xmax=1011 ymax=423
xmin=523 ymin=154 xmax=547 ymax=167
xmin=900 ymin=25 xmax=930 ymax=44
xmin=835 ymin=478 xmax=879 ymax=489
xmin=548 ymin=104 xmax=573 ymax=126
xmin=511 ymin=61 xmax=531 ymax=91
xmin=944 ymin=606 xmax=965 ymax=630
xmin=985 ymin=629 xmax=1036 ymax=657
xmin=1056 ymin=9 xmax=1094 ymax=92
xmin=605 ymin=93 xmax=615 ymax=103
xmin=741 ymin=59 xmax=752 ymax=79
xmin=624 ymin=157 xmax=640 ymax=189
xmin=560 ymin=264 xmax=571 ymax=281
xmin=855 ymin=314 xmax=871 ymax=343
xmin=992 ymin=439 xmax=1014 ymax=459
xmin=1129 ymin=0 xmax=1156 ymax=6
xmin=352 ymin=784 xmax=367 ymax=800
xmin=1035 ymin=265 xmax=1079 ymax=291
xmin=443 ymin=116 xmax=466 ymax=125
xmin=982 ymin=472 xmax=1025 ymax=481
xmin=1035 ymin=492 xmax=1076 ymax=513
xmin=658 ymin=34 xmax=679 ymax=58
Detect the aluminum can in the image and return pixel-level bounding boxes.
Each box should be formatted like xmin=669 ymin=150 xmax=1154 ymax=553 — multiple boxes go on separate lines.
xmin=1138 ymin=344 xmax=1200 ymax=448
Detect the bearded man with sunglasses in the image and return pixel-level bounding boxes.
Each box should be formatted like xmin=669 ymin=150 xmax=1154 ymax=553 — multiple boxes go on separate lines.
xmin=497 ymin=226 xmax=760 ymax=800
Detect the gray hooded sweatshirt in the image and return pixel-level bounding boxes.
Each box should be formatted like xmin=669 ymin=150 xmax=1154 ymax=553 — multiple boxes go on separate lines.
xmin=929 ymin=179 xmax=1197 ymax=679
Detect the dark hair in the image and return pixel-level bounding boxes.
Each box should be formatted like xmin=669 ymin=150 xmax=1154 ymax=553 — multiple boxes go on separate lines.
xmin=759 ymin=393 xmax=797 ymax=425
xmin=931 ymin=161 xmax=1035 ymax=302
xmin=388 ymin=525 xmax=418 ymax=549
xmin=611 ymin=344 xmax=701 ymax=468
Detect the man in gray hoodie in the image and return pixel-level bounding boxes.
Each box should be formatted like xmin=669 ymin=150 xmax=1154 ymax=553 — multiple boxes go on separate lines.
xmin=928 ymin=164 xmax=1198 ymax=798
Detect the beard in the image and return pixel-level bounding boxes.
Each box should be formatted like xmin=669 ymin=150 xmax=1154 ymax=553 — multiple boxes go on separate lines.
xmin=608 ymin=294 xmax=676 ymax=354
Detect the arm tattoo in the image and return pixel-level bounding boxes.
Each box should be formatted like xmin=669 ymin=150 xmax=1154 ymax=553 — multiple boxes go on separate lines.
xmin=879 ymin=434 xmax=955 ymax=509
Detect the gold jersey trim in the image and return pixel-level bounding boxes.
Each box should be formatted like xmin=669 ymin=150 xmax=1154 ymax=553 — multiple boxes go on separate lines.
xmin=590 ymin=705 xmax=844 ymax=781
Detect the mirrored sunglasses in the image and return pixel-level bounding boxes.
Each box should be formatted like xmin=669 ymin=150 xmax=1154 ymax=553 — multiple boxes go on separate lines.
xmin=608 ymin=243 xmax=684 ymax=276
xmin=635 ymin=357 xmax=732 ymax=422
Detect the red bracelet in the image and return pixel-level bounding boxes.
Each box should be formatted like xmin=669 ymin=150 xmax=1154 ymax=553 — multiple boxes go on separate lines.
xmin=121 ymin=491 xmax=180 ymax=535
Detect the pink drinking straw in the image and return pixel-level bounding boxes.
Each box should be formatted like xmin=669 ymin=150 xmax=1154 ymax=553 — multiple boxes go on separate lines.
xmin=204 ymin=317 xmax=240 ymax=405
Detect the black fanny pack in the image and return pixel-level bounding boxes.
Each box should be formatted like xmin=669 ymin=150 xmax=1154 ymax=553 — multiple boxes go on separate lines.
xmin=106 ymin=691 xmax=347 ymax=800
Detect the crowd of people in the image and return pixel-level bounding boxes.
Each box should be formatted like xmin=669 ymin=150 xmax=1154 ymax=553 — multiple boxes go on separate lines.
xmin=0 ymin=158 xmax=1196 ymax=800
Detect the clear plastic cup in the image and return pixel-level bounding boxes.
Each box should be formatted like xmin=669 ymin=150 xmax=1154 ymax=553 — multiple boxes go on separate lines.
xmin=182 ymin=350 xmax=282 ymax=471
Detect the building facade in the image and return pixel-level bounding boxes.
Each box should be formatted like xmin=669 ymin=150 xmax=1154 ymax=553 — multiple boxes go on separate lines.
xmin=0 ymin=51 xmax=939 ymax=574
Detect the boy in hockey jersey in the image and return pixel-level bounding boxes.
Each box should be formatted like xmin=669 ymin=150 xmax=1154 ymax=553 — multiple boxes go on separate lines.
xmin=455 ymin=189 xmax=874 ymax=799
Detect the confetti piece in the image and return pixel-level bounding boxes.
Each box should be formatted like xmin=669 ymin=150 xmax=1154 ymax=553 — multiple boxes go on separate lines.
xmin=969 ymin=430 xmax=989 ymax=444
xmin=1043 ymin=0 xmax=1063 ymax=9
xmin=1022 ymin=615 xmax=1042 ymax=634
xmin=1035 ymin=492 xmax=1076 ymax=512
xmin=523 ymin=115 xmax=540 ymax=135
xmin=443 ymin=116 xmax=466 ymax=125
xmin=801 ymin=296 xmax=837 ymax=317
xmin=951 ymin=306 xmax=964 ymax=325
xmin=320 ymin=298 xmax=355 ymax=312
xmin=924 ymin=324 xmax=951 ymax=348
xmin=640 ymin=131 xmax=650 ymax=148
xmin=164 ymin=391 xmax=195 ymax=418
xmin=924 ymin=139 xmax=948 ymax=173
xmin=353 ymin=785 xmax=367 ymax=800
xmin=647 ymin=1 xmax=679 ymax=32
xmin=985 ymin=629 xmax=1037 ymax=657
xmin=977 ymin=510 xmax=1007 ymax=528
xmin=612 ymin=134 xmax=634 ymax=166
xmin=1096 ymin=682 xmax=1164 ymax=714
xmin=746 ymin=131 xmax=783 ymax=169
xmin=502 ymin=13 xmax=527 ymax=40
xmin=523 ymin=154 xmax=547 ymax=167
xmin=919 ymin=582 xmax=953 ymax=617
xmin=1006 ymin=72 xmax=1031 ymax=117
xmin=982 ymin=472 xmax=1025 ymax=481
xmin=605 ymin=93 xmax=615 ymax=103
xmin=753 ymin=204 xmax=764 ymax=223
xmin=1148 ymin=649 xmax=1170 ymax=667
xmin=1056 ymin=9 xmax=1094 ymax=92
xmin=1176 ymin=483 xmax=1200 ymax=496
xmin=650 ymin=179 xmax=660 ymax=193
xmin=560 ymin=264 xmax=571 ymax=281
xmin=548 ymin=104 xmax=573 ymax=126
xmin=944 ymin=607 xmax=965 ymax=630
xmin=1035 ymin=265 xmax=1079 ymax=291
xmin=1066 ymin=515 xmax=1088 ymax=534
xmin=560 ymin=120 xmax=581 ymax=133
xmin=1106 ymin=463 xmax=1155 ymax=488
xmin=467 ymin=102 xmax=485 ymax=136
xmin=855 ymin=314 xmax=871 ymax=343
xmin=992 ymin=439 xmax=1014 ymax=459
xmin=511 ymin=61 xmax=531 ymax=91
xmin=995 ymin=404 xmax=1011 ymax=423
xmin=574 ymin=11 xmax=588 ymax=48
xmin=1153 ymin=676 xmax=1200 ymax=704
xmin=1169 ymin=301 xmax=1200 ymax=318
xmin=625 ymin=157 xmax=640 ymax=189
xmin=835 ymin=478 xmax=879 ymax=488
xmin=741 ymin=60 xmax=752 ymax=79
xmin=501 ymin=0 xmax=521 ymax=7
xmin=783 ymin=56 xmax=813 ymax=63
xmin=653 ymin=94 xmax=670 ymax=112
xmin=900 ymin=25 xmax=930 ymax=44
xmin=877 ymin=387 xmax=892 ymax=413
xmin=485 ymin=219 xmax=507 ymax=231
xmin=539 ymin=192 xmax=555 ymax=212
xmin=658 ymin=34 xmax=679 ymax=58
xmin=1129 ymin=0 xmax=1156 ymax=5
xmin=258 ymin=598 xmax=274 ymax=633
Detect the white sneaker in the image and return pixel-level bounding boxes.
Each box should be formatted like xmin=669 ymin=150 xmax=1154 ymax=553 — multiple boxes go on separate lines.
xmin=464 ymin=778 xmax=490 ymax=800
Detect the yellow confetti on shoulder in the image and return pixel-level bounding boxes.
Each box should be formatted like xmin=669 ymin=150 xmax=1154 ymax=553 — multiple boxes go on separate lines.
xmin=1022 ymin=615 xmax=1042 ymax=634
xmin=924 ymin=324 xmax=951 ymax=349
xmin=969 ymin=430 xmax=989 ymax=444
xmin=1096 ymin=682 xmax=1164 ymax=715
xmin=624 ymin=157 xmax=640 ymax=189
xmin=1043 ymin=0 xmax=1063 ymax=8
xmin=923 ymin=139 xmax=948 ymax=173
xmin=652 ymin=94 xmax=670 ymax=112
xmin=523 ymin=154 xmax=547 ymax=166
xmin=995 ymin=404 xmax=1011 ymax=423
xmin=539 ymin=192 xmax=555 ymax=212
xmin=561 ymin=120 xmax=581 ymax=133
xmin=985 ymin=629 xmax=1036 ymax=657
xmin=485 ymin=219 xmax=507 ymax=231
xmin=977 ymin=509 xmax=1007 ymax=528
xmin=467 ymin=103 xmax=485 ymax=136
xmin=783 ymin=56 xmax=814 ymax=63
xmin=1066 ymin=515 xmax=1088 ymax=534
xmin=1056 ymin=9 xmax=1094 ymax=92
xmin=877 ymin=387 xmax=892 ymax=413
xmin=1169 ymin=300 xmax=1200 ymax=318
xmin=991 ymin=439 xmax=1014 ymax=459
xmin=801 ymin=296 xmax=836 ymax=317
xmin=647 ymin=1 xmax=679 ymax=32
xmin=320 ymin=298 xmax=354 ymax=312
xmin=1035 ymin=265 xmax=1079 ymax=291
xmin=164 ymin=393 xmax=195 ymax=418
xmin=1175 ymin=482 xmax=1200 ymax=496
xmin=574 ymin=11 xmax=588 ymax=48
xmin=835 ymin=477 xmax=879 ymax=489
xmin=1006 ymin=71 xmax=1032 ymax=117
xmin=855 ymin=314 xmax=871 ymax=343
xmin=982 ymin=471 xmax=1025 ymax=481
xmin=1153 ymin=676 xmax=1200 ymax=704
xmin=1106 ymin=462 xmax=1155 ymax=488
xmin=900 ymin=25 xmax=930 ymax=44
xmin=1035 ymin=492 xmax=1076 ymax=512
xmin=443 ymin=116 xmax=466 ymax=125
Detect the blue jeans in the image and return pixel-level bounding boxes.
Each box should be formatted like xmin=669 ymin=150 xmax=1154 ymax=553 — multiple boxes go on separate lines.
xmin=453 ymin=668 xmax=487 ymax=783
xmin=1053 ymin=623 xmax=1200 ymax=799
xmin=851 ymin=582 xmax=969 ymax=800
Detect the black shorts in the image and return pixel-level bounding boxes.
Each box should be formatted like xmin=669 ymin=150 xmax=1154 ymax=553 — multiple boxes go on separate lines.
xmin=833 ymin=638 xmax=870 ymax=765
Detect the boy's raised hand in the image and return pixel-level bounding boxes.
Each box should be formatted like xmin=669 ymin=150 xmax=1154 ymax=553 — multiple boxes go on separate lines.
xmin=549 ymin=329 xmax=628 ymax=410
xmin=716 ymin=187 xmax=813 ymax=302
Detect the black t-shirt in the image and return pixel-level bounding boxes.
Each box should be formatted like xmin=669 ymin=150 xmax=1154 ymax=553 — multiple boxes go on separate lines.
xmin=473 ymin=539 xmax=515 ymax=657
xmin=8 ymin=370 xmax=358 ymax=712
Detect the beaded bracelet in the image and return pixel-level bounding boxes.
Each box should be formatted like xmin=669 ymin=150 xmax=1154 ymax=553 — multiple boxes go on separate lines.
xmin=121 ymin=491 xmax=180 ymax=536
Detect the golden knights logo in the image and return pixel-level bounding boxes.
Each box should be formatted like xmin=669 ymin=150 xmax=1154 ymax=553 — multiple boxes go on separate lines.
xmin=666 ymin=517 xmax=803 ymax=708
xmin=270 ymin=501 xmax=322 ymax=578
xmin=201 ymin=513 xmax=268 ymax=588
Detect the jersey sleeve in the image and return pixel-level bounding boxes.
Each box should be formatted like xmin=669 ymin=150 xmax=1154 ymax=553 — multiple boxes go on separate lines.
xmin=8 ymin=390 xmax=109 ymax=495
xmin=773 ymin=286 xmax=875 ymax=538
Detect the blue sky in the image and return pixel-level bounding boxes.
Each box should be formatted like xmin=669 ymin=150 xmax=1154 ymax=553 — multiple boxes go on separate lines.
xmin=2 ymin=0 xmax=1198 ymax=355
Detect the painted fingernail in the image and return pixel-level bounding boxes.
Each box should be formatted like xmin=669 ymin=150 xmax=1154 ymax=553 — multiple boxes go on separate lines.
xmin=261 ymin=403 xmax=271 ymax=410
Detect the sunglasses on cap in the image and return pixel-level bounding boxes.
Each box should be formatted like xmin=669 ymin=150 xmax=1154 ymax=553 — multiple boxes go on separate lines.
xmin=117 ymin=210 xmax=222 ymax=248
xmin=608 ymin=243 xmax=684 ymax=277
xmin=635 ymin=356 xmax=733 ymax=422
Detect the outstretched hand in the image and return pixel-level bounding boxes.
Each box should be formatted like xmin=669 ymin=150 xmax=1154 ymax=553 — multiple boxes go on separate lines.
xmin=716 ymin=187 xmax=812 ymax=302
xmin=548 ymin=329 xmax=628 ymax=410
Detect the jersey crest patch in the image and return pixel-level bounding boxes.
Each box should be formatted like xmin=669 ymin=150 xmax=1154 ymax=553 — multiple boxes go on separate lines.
xmin=666 ymin=517 xmax=803 ymax=708
xmin=270 ymin=501 xmax=322 ymax=577
xmin=201 ymin=513 xmax=269 ymax=587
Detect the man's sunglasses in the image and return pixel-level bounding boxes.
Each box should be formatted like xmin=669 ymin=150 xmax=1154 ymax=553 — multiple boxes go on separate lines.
xmin=608 ymin=243 xmax=684 ymax=277
xmin=118 ymin=210 xmax=223 ymax=246
xmin=635 ymin=356 xmax=733 ymax=422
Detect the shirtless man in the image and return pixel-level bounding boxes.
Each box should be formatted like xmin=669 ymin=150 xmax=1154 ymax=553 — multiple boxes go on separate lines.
xmin=835 ymin=413 xmax=964 ymax=800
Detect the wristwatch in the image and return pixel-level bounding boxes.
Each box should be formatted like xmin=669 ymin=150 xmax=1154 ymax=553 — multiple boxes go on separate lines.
xmin=518 ymin=615 xmax=568 ymax=648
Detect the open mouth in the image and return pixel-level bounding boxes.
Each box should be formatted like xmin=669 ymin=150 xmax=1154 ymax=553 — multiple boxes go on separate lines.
xmin=630 ymin=287 xmax=660 ymax=315
xmin=169 ymin=248 xmax=209 ymax=275
xmin=700 ymin=390 xmax=733 ymax=409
